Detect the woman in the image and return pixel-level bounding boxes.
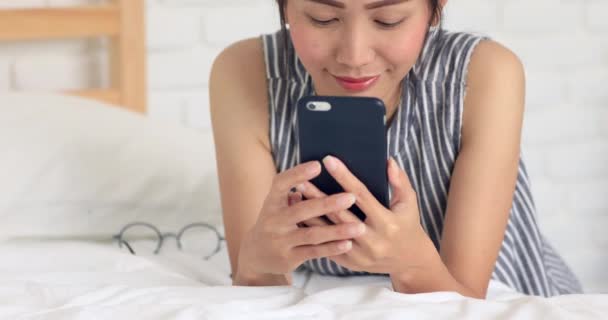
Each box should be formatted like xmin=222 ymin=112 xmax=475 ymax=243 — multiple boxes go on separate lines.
xmin=209 ymin=0 xmax=582 ymax=298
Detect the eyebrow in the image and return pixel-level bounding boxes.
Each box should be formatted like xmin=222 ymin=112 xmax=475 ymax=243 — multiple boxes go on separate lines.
xmin=306 ymin=0 xmax=410 ymax=10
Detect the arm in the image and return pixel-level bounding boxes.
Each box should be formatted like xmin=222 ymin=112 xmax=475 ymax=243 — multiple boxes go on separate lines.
xmin=393 ymin=40 xmax=526 ymax=298
xmin=209 ymin=38 xmax=290 ymax=285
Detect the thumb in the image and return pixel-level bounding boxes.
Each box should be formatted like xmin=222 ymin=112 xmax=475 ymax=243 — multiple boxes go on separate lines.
xmin=388 ymin=157 xmax=413 ymax=211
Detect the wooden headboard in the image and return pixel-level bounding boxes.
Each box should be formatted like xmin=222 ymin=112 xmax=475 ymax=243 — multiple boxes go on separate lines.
xmin=0 ymin=0 xmax=147 ymax=114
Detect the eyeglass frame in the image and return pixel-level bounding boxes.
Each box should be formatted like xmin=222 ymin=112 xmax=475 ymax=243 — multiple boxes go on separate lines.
xmin=112 ymin=221 xmax=225 ymax=260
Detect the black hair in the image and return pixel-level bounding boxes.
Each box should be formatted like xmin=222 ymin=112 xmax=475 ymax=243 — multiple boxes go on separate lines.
xmin=274 ymin=0 xmax=444 ymax=58
xmin=273 ymin=0 xmax=444 ymax=106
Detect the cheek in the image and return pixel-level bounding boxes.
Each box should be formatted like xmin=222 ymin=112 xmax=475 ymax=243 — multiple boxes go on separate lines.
xmin=289 ymin=25 xmax=330 ymax=73
xmin=381 ymin=28 xmax=429 ymax=72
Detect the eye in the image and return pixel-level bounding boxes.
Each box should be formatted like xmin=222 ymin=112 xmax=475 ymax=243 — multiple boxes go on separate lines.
xmin=308 ymin=16 xmax=338 ymax=26
xmin=375 ymin=18 xmax=405 ymax=28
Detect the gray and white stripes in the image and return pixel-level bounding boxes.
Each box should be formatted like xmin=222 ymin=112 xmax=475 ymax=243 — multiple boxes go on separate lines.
xmin=261 ymin=28 xmax=582 ymax=296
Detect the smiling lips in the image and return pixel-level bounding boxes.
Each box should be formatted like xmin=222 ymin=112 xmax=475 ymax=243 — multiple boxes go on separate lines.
xmin=333 ymin=75 xmax=380 ymax=92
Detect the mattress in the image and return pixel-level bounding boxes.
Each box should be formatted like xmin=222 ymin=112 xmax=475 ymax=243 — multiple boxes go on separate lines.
xmin=1 ymin=238 xmax=606 ymax=319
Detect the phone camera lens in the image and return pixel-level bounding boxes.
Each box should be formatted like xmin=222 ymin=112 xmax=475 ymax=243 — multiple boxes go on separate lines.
xmin=307 ymin=103 xmax=317 ymax=110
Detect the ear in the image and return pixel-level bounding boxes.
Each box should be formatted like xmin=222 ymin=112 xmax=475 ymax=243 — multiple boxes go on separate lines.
xmin=430 ymin=0 xmax=448 ymax=27
xmin=283 ymin=1 xmax=290 ymax=25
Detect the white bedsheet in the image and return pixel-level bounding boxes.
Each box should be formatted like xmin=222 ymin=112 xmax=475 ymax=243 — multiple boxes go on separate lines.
xmin=0 ymin=240 xmax=606 ymax=319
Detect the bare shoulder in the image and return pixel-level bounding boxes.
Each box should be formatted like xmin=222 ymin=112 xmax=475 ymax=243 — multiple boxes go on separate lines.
xmin=210 ymin=37 xmax=266 ymax=83
xmin=209 ymin=37 xmax=269 ymax=149
xmin=461 ymin=39 xmax=526 ymax=147
xmin=466 ymin=39 xmax=525 ymax=93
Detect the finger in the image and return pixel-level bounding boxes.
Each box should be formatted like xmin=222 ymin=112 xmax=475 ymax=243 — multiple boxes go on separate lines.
xmin=288 ymin=192 xmax=313 ymax=228
xmin=294 ymin=240 xmax=353 ymax=261
xmin=301 ymin=217 xmax=330 ymax=227
xmin=388 ymin=157 xmax=415 ymax=211
xmin=298 ymin=181 xmax=377 ymax=252
xmin=298 ymin=181 xmax=360 ymax=224
xmin=327 ymin=239 xmax=370 ymax=272
xmin=322 ymin=155 xmax=386 ymax=221
xmin=269 ymin=161 xmax=322 ymax=205
xmin=289 ymin=192 xmax=333 ymax=228
xmin=288 ymin=191 xmax=302 ymax=206
xmin=287 ymin=192 xmax=356 ymax=225
xmin=289 ymin=222 xmax=366 ymax=247
xmin=288 ymin=192 xmax=327 ymax=227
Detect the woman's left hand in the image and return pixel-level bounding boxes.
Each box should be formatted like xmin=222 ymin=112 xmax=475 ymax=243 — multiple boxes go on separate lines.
xmin=295 ymin=155 xmax=437 ymax=277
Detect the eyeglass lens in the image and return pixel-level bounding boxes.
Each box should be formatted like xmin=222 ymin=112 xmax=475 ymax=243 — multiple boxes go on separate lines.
xmin=117 ymin=223 xmax=222 ymax=259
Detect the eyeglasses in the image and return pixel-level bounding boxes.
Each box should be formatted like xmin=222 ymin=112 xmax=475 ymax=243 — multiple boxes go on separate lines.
xmin=112 ymin=222 xmax=225 ymax=260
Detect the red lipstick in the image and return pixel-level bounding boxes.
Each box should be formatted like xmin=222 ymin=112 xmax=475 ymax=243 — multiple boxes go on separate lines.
xmin=333 ymin=75 xmax=380 ymax=92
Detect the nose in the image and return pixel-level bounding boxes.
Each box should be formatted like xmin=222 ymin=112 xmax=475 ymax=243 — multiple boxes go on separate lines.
xmin=335 ymin=24 xmax=375 ymax=69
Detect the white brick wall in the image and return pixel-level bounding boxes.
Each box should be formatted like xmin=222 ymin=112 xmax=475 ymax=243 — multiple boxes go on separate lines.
xmin=587 ymin=0 xmax=608 ymax=31
xmin=147 ymin=7 xmax=202 ymax=49
xmin=502 ymin=0 xmax=585 ymax=34
xmin=0 ymin=0 xmax=46 ymax=8
xmin=0 ymin=58 xmax=10 ymax=90
xmin=13 ymin=53 xmax=96 ymax=90
xmin=0 ymin=0 xmax=607 ymax=293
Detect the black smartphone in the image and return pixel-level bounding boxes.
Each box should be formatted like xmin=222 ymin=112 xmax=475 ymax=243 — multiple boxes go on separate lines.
xmin=296 ymin=96 xmax=389 ymax=221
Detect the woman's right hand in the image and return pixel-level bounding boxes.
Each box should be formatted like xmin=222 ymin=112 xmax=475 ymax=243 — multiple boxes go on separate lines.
xmin=234 ymin=161 xmax=366 ymax=285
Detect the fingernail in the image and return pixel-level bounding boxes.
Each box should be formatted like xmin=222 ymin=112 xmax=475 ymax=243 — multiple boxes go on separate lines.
xmin=323 ymin=156 xmax=337 ymax=171
xmin=337 ymin=193 xmax=356 ymax=207
xmin=349 ymin=223 xmax=366 ymax=235
xmin=295 ymin=183 xmax=306 ymax=192
xmin=356 ymin=223 xmax=366 ymax=234
xmin=339 ymin=241 xmax=352 ymax=251
xmin=307 ymin=162 xmax=320 ymax=174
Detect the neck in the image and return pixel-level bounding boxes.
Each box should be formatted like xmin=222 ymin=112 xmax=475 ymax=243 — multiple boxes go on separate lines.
xmin=385 ymin=82 xmax=403 ymax=124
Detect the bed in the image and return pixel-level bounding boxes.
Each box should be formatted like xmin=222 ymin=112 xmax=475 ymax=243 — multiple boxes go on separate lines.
xmin=0 ymin=0 xmax=146 ymax=113
xmin=1 ymin=1 xmax=607 ymax=319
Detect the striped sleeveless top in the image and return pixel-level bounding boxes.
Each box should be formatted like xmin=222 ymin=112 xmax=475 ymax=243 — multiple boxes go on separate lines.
xmin=261 ymin=27 xmax=582 ymax=297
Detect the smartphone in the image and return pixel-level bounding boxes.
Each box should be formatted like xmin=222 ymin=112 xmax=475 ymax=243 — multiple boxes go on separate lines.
xmin=296 ymin=96 xmax=389 ymax=221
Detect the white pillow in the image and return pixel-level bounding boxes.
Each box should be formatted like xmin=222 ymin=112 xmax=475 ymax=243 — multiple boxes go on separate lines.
xmin=0 ymin=92 xmax=222 ymax=241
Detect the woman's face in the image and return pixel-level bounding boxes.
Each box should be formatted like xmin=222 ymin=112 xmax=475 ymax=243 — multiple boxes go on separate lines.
xmin=286 ymin=0 xmax=435 ymax=109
